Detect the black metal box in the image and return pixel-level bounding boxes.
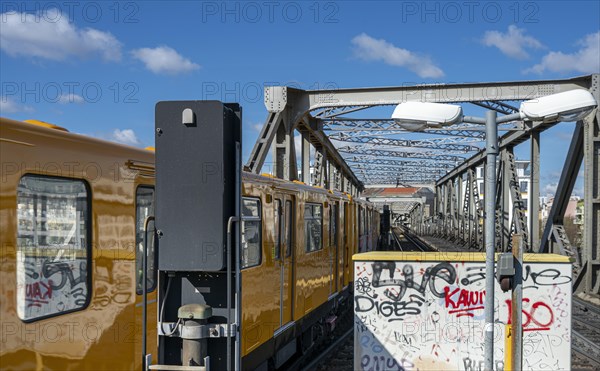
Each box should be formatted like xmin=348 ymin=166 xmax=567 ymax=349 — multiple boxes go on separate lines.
xmin=155 ymin=101 xmax=241 ymax=271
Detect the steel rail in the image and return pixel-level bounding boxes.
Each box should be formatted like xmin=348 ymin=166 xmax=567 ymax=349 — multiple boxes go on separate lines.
xmin=296 ymin=327 xmax=354 ymax=371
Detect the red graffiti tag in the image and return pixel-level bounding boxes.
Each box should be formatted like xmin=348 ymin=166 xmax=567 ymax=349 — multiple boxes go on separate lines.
xmin=25 ymin=280 xmax=53 ymax=307
xmin=444 ymin=286 xmax=485 ymax=317
xmin=505 ymin=298 xmax=554 ymax=331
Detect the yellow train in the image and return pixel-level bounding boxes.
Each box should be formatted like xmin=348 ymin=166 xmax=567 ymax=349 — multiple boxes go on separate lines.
xmin=1 ymin=117 xmax=157 ymax=370
xmin=0 ymin=115 xmax=380 ymax=369
xmin=239 ymin=172 xmax=379 ymax=368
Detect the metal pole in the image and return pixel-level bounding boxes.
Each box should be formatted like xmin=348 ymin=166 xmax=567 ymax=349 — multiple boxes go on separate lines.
xmin=530 ymin=132 xmax=540 ymax=251
xmin=484 ymin=110 xmax=498 ymax=371
xmin=511 ymin=234 xmax=523 ymax=371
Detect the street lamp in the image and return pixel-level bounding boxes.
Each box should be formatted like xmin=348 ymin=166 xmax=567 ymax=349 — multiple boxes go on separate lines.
xmin=391 ymin=89 xmax=597 ymax=371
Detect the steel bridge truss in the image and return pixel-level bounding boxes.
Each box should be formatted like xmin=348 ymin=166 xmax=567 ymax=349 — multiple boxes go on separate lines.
xmin=246 ymin=74 xmax=599 ymax=295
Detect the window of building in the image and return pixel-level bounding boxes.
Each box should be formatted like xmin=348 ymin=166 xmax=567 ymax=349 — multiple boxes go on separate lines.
xmin=135 ymin=186 xmax=156 ymax=294
xmin=242 ymin=198 xmax=261 ymax=268
xmin=479 ymin=183 xmax=484 ymax=195
xmin=16 ymin=175 xmax=90 ymax=321
xmin=305 ymin=203 xmax=323 ymax=252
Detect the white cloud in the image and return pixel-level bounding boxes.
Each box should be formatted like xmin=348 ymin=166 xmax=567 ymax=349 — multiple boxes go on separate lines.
xmin=131 ymin=46 xmax=200 ymax=75
xmin=543 ymin=183 xmax=558 ymax=196
xmin=252 ymin=123 xmax=263 ymax=132
xmin=482 ymin=25 xmax=543 ymax=59
xmin=351 ymin=33 xmax=444 ymax=78
xmin=0 ymin=96 xmax=33 ymax=113
xmin=0 ymin=8 xmax=122 ymax=61
xmin=110 ymin=129 xmax=140 ymax=146
xmin=58 ymin=93 xmax=84 ymax=104
xmin=525 ymin=31 xmax=600 ymax=74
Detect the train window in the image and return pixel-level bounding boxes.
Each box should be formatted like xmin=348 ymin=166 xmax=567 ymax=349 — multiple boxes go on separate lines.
xmin=358 ymin=207 xmax=364 ymax=237
xmin=136 ymin=186 xmax=156 ymax=294
xmin=242 ymin=198 xmax=261 ymax=268
xmin=274 ymin=199 xmax=282 ymax=260
xmin=304 ymin=203 xmax=323 ymax=252
xmin=285 ymin=200 xmax=293 ymax=257
xmin=329 ymin=203 xmax=338 ymax=247
xmin=16 ymin=175 xmax=90 ymax=322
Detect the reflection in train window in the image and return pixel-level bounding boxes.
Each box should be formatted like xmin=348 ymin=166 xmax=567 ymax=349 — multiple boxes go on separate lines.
xmin=304 ymin=203 xmax=323 ymax=252
xmin=285 ymin=200 xmax=293 ymax=257
xmin=136 ymin=186 xmax=156 ymax=294
xmin=242 ymin=198 xmax=262 ymax=268
xmin=330 ymin=203 xmax=338 ymax=248
xmin=16 ymin=174 xmax=90 ymax=322
xmin=273 ymin=199 xmax=282 ymax=260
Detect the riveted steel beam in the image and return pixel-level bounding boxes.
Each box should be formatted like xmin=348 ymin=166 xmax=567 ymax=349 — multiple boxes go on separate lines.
xmin=329 ymin=133 xmax=482 ymax=152
xmin=338 ymin=147 xmax=467 ymax=162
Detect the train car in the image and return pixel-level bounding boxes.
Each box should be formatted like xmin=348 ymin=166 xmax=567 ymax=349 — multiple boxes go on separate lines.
xmin=239 ymin=174 xmax=379 ymax=368
xmin=0 ymin=117 xmax=157 ymax=370
xmin=1 ymin=108 xmax=380 ymax=370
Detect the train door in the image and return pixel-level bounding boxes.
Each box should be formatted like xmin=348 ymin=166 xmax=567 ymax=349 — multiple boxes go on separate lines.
xmin=134 ymin=185 xmax=158 ymax=367
xmin=342 ymin=202 xmax=348 ymax=288
xmin=276 ymin=196 xmax=295 ymax=328
xmin=329 ymin=202 xmax=339 ymax=296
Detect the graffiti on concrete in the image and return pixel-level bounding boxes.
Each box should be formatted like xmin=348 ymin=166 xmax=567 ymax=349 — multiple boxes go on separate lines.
xmin=354 ymin=258 xmax=572 ymax=370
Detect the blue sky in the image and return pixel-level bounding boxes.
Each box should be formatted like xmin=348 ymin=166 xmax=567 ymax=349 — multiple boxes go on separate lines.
xmin=1 ymin=1 xmax=599 ymax=195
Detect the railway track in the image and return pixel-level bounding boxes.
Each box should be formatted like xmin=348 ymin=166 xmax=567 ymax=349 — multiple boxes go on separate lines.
xmin=302 ymin=328 xmax=353 ymax=371
xmin=571 ymin=297 xmax=600 ymax=369
xmin=392 ymin=225 xmax=432 ymax=252
xmin=280 ymin=307 xmax=354 ymax=371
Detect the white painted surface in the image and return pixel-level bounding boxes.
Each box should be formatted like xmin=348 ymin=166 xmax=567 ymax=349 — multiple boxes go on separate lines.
xmin=354 ymin=257 xmax=572 ymax=370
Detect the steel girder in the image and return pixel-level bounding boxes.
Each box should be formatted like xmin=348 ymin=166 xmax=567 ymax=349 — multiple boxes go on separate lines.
xmin=329 ymin=130 xmax=484 ymax=144
xmin=301 ymin=76 xmax=591 ymax=114
xmin=323 ymin=119 xmax=488 ymax=138
xmin=471 ymin=100 xmax=519 ymax=115
xmin=246 ymin=76 xmax=599 ymax=295
xmin=313 ymin=105 xmax=371 ymax=118
xmin=329 ymin=133 xmax=482 ymax=152
xmin=582 ymin=97 xmax=600 ymax=294
xmin=338 ymin=146 xmax=467 ymax=162
xmin=358 ymin=169 xmax=440 ymax=180
xmin=352 ymin=164 xmax=449 ymax=175
xmin=345 ymin=157 xmax=456 ymax=169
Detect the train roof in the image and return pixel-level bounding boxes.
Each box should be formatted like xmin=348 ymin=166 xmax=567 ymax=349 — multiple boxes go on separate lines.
xmin=1 ymin=116 xmax=369 ymax=203
xmin=243 ymin=171 xmax=357 ymax=201
xmin=0 ymin=116 xmax=155 ymax=160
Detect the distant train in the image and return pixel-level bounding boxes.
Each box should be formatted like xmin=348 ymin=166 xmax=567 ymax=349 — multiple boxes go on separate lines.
xmin=0 ymin=117 xmax=157 ymax=369
xmin=238 ymin=172 xmax=379 ymax=368
xmin=0 ymin=116 xmax=380 ymax=369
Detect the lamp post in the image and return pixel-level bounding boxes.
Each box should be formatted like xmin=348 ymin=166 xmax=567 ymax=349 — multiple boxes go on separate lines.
xmin=391 ymin=89 xmax=597 ymax=371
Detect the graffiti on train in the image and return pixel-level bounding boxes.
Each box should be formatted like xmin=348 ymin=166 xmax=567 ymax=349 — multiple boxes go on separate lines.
xmin=17 ymin=253 xmax=88 ymax=320
xmin=353 ymin=258 xmax=572 ymax=370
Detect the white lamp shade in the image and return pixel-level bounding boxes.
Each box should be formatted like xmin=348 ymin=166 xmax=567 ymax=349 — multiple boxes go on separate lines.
xmin=520 ymin=89 xmax=597 ymax=122
xmin=392 ymin=102 xmax=463 ymax=130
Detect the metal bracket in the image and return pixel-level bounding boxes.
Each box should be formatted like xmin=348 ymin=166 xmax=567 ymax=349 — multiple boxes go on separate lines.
xmin=158 ymin=323 xmax=237 ymax=339
xmin=264 ymin=86 xmax=288 ymax=113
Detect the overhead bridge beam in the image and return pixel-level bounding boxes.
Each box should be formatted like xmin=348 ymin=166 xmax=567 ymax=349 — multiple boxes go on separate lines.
xmin=329 ymin=133 xmax=482 ymax=152
xmin=301 ymin=75 xmax=592 ymax=116
xmin=338 ymin=147 xmax=467 ymax=162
